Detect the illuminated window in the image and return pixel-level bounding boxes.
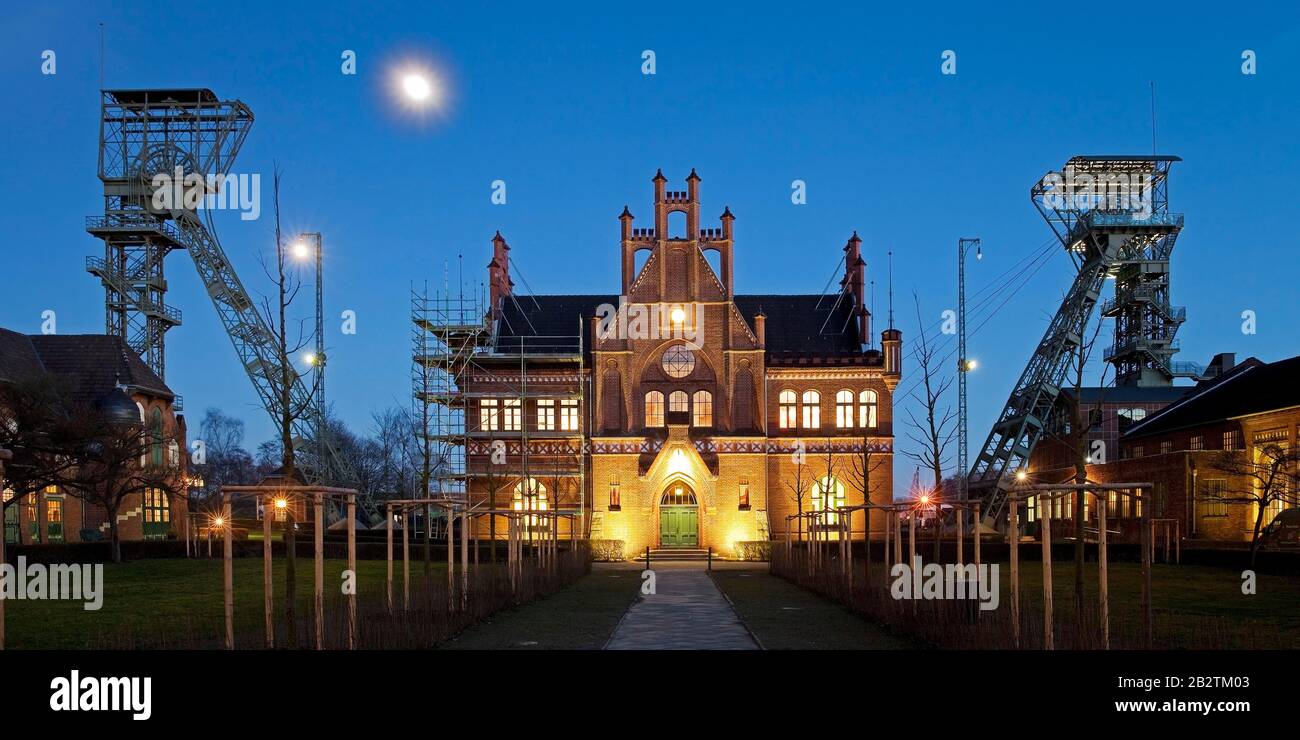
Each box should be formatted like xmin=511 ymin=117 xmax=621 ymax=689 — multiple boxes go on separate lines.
xmin=811 ymin=475 xmax=844 ymax=524
xmin=1223 ymin=430 xmax=1241 ymax=450
xmin=738 ymin=479 xmax=750 ymax=509
xmin=692 ymin=390 xmax=713 ymax=427
xmin=859 ymin=389 xmax=878 ymax=429
xmin=801 ymin=390 xmax=820 ymax=429
xmin=609 ymin=476 xmax=621 ymax=509
xmin=1025 ymin=497 xmax=1037 ymax=523
xmin=503 ymin=398 xmax=522 ymax=431
xmin=835 ymin=390 xmax=854 ymax=429
xmin=537 ymin=399 xmax=556 ymax=431
xmin=1190 ymin=435 xmax=1203 ymax=451
xmin=778 ymin=390 xmax=797 ymax=429
xmin=1131 ymin=446 xmax=1143 ymax=458
xmin=1107 ymin=490 xmax=1118 ymax=518
xmin=560 ymin=399 xmax=580 ymax=431
xmin=1159 ymin=440 xmax=1172 ymax=455
xmin=644 ymin=391 xmax=665 ymax=427
xmin=513 ymin=478 xmax=549 ymax=529
xmin=480 ymin=399 xmax=499 ymax=431
xmin=45 ymin=497 xmax=63 ymax=543
xmin=669 ymin=390 xmax=689 ymax=414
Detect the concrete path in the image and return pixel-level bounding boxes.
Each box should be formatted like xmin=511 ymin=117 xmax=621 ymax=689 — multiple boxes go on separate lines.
xmin=603 ymin=565 xmax=760 ymax=650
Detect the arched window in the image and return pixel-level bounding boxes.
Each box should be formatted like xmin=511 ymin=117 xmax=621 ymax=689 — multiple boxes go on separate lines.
xmin=513 ymin=478 xmax=549 ymax=529
xmin=812 ymin=475 xmax=846 ymax=525
xmin=669 ymin=390 xmax=689 ymax=414
xmin=644 ymin=391 xmax=665 ymax=427
xmin=835 ymin=390 xmax=854 ymax=428
xmin=692 ymin=390 xmax=713 ymax=427
xmin=150 ymin=408 xmax=164 ymax=467
xmin=778 ymin=390 xmax=797 ymax=429
xmin=801 ymin=390 xmax=821 ymax=429
xmin=859 ymin=389 xmax=878 ymax=429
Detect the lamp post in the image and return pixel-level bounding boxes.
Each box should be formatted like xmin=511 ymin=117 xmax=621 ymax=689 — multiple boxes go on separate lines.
xmin=292 ymin=233 xmax=326 ymax=485
xmin=957 ymin=238 xmax=981 ymax=507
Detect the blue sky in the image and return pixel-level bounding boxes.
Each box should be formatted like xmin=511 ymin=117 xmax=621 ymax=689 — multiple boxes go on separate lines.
xmin=2 ymin=2 xmax=1299 ymax=496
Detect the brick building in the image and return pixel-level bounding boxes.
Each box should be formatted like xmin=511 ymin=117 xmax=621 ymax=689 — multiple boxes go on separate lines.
xmin=1027 ymin=354 xmax=1300 ymax=543
xmin=0 ymin=328 xmax=188 ymax=545
xmin=453 ymin=170 xmax=901 ymax=558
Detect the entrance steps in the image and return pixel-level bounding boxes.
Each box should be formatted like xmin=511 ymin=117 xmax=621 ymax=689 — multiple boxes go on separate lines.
xmin=646 ymin=548 xmax=711 ymax=562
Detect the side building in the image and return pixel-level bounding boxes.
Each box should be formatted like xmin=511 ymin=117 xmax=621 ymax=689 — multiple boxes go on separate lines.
xmin=0 ymin=328 xmax=189 ymax=545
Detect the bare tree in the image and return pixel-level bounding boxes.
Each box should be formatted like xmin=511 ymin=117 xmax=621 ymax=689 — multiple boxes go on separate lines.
xmin=845 ymin=431 xmax=887 ymax=571
xmin=258 ymin=168 xmax=322 ymax=647
xmin=902 ymin=292 xmax=955 ymax=560
xmin=784 ymin=442 xmax=811 ymax=542
xmin=58 ymin=404 xmax=182 ymax=563
xmin=1204 ymin=443 xmax=1300 ymax=566
xmin=0 ymin=378 xmax=84 ymax=525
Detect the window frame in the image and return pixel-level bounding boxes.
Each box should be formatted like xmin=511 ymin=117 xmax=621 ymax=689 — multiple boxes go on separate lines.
xmin=801 ymin=390 xmax=821 ymax=429
xmin=644 ymin=391 xmax=665 ymax=427
xmin=691 ymin=390 xmax=713 ymax=427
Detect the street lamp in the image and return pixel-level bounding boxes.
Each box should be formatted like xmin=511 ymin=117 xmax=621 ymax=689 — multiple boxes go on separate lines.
xmin=957 ymin=238 xmax=981 ymax=505
xmin=293 ymin=232 xmax=327 ymax=485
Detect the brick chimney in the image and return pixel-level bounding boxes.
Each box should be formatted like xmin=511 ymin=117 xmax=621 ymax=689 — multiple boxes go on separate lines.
xmin=488 ymin=231 xmax=513 ymax=318
xmin=841 ymin=232 xmax=869 ymax=343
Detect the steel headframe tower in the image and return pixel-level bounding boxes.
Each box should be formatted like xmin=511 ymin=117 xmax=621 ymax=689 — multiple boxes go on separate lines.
xmin=969 ymin=155 xmax=1184 ymax=526
xmin=86 ymin=89 xmax=251 ymax=381
xmin=84 ymin=89 xmax=368 ymax=517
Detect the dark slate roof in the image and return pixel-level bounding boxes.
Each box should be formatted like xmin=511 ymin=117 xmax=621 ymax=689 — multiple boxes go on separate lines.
xmin=0 ymin=329 xmax=45 ymax=384
xmin=733 ymin=294 xmax=862 ymax=354
xmin=1062 ymin=386 xmax=1192 ymax=404
xmin=1123 ymin=356 xmax=1299 ymax=440
xmin=494 ymin=293 xmax=865 ymax=357
xmin=0 ymin=329 xmax=174 ymax=406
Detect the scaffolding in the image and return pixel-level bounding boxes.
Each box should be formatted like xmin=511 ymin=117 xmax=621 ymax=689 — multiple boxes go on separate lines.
xmin=411 ymin=284 xmax=587 ymax=542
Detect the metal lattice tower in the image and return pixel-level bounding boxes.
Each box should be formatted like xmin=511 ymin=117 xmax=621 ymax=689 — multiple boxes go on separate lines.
xmin=969 ymin=155 xmax=1185 ymax=525
xmin=84 ymin=88 xmax=371 ymax=517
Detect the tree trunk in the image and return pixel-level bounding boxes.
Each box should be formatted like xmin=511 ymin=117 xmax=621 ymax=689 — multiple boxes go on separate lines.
xmin=107 ymin=508 xmax=122 ymax=564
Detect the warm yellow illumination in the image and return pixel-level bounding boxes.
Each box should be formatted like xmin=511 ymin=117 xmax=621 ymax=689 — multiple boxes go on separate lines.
xmin=919 ymin=494 xmax=931 ymax=505
xmin=667 ymin=448 xmax=691 ymax=476
xmin=670 ymin=307 xmax=686 ymax=324
xmin=303 ymin=352 xmax=317 ymax=366
xmin=965 ymin=358 xmax=978 ymax=371
xmin=274 ymin=498 xmax=287 ymax=510
xmin=213 ymin=516 xmax=225 ymax=527
xmin=1016 ymin=469 xmax=1028 ymax=482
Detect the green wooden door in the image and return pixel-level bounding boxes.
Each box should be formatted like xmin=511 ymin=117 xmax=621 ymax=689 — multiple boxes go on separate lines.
xmin=3 ymin=501 xmax=17 ymax=544
xmin=659 ymin=507 xmax=698 ymax=548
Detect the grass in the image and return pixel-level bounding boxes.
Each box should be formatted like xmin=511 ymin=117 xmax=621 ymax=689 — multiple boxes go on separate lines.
xmin=710 ymin=570 xmax=911 ymax=649
xmin=441 ymin=569 xmax=639 ymax=649
xmin=994 ymin=559 xmax=1300 ymax=649
xmin=4 ymin=557 xmax=439 ymax=649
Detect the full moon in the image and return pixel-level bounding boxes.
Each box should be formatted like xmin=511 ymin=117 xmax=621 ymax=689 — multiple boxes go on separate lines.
xmin=402 ymin=73 xmax=432 ymax=101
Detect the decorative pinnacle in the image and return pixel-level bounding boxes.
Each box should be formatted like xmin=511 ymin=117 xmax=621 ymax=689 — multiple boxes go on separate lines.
xmin=720 ymin=206 xmax=734 ymax=220
xmin=686 ymin=168 xmax=700 ymax=182
xmin=652 ymin=168 xmax=666 ymax=182
xmin=619 ymin=205 xmax=633 ymax=219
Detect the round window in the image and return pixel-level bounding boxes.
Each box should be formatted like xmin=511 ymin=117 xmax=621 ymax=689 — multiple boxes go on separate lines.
xmin=661 ymin=345 xmax=695 ymax=378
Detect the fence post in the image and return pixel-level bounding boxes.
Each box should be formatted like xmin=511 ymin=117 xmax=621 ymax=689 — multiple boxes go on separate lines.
xmin=1041 ymin=495 xmax=1053 ymax=650
xmin=1009 ymin=498 xmax=1020 ymax=649
xmin=1097 ymin=490 xmax=1109 ymax=650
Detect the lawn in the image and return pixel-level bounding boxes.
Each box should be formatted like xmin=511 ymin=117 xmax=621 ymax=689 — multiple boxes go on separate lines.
xmin=441 ymin=569 xmax=639 ymax=649
xmin=711 ymin=570 xmax=911 ymax=649
xmin=3 ymin=557 xmax=437 ymax=649
xmin=992 ymin=559 xmax=1300 ymax=649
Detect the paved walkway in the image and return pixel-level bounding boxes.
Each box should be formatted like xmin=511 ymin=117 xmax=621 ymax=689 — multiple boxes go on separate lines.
xmin=603 ymin=565 xmax=760 ymax=650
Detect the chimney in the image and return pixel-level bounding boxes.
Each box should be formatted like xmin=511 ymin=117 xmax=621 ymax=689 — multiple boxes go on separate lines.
xmin=754 ymin=311 xmax=766 ymax=348
xmin=881 ymin=327 xmax=902 ymax=390
xmin=619 ymin=206 xmax=635 ymax=292
xmin=488 ymin=231 xmax=512 ymax=318
xmin=843 ymin=232 xmax=868 ymax=342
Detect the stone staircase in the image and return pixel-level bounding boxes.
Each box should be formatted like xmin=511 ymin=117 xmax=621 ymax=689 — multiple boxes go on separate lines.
xmin=646 ymin=548 xmax=711 ymax=562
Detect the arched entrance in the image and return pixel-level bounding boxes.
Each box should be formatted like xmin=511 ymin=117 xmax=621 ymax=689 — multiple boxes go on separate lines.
xmin=659 ymin=481 xmax=698 ymax=548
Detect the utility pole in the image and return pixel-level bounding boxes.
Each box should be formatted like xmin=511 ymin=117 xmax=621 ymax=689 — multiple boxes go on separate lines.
xmin=957 ymin=238 xmax=981 ymax=504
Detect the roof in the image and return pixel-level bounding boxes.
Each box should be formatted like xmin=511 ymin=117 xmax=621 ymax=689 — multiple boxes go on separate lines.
xmin=493 ymin=293 xmax=866 ymax=358
xmin=0 ymin=328 xmax=173 ymax=406
xmin=105 ymin=88 xmax=220 ymax=105
xmin=1062 ymin=386 xmax=1191 ymax=405
xmin=1123 ymin=355 xmax=1300 ymax=440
